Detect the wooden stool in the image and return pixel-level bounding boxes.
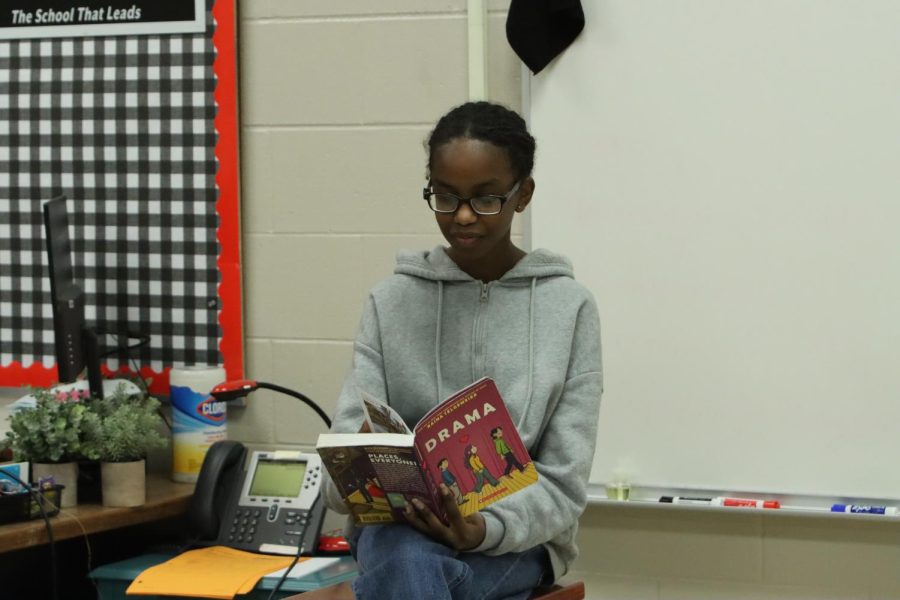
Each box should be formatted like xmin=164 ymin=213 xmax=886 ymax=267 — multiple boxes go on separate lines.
xmin=528 ymin=580 xmax=585 ymax=600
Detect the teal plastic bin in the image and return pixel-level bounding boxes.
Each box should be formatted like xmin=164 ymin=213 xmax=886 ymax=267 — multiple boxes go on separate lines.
xmin=90 ymin=553 xmax=357 ymax=600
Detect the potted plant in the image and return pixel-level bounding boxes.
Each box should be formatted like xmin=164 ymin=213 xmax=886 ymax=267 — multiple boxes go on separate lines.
xmin=4 ymin=387 xmax=102 ymax=508
xmin=87 ymin=386 xmax=167 ymax=507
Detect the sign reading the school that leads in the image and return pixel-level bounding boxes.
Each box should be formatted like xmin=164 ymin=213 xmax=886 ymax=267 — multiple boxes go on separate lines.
xmin=0 ymin=0 xmax=205 ymax=39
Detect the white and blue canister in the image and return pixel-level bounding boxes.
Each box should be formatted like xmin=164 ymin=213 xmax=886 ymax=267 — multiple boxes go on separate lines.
xmin=169 ymin=365 xmax=228 ymax=483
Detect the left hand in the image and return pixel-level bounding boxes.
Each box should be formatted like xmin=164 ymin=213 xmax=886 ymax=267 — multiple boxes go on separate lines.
xmin=404 ymin=484 xmax=486 ymax=551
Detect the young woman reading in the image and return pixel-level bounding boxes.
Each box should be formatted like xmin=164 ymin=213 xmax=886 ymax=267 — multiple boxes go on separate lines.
xmin=309 ymin=101 xmax=603 ymax=600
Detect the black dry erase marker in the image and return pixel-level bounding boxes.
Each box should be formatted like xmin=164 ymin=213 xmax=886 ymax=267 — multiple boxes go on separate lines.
xmin=659 ymin=496 xmax=714 ymax=505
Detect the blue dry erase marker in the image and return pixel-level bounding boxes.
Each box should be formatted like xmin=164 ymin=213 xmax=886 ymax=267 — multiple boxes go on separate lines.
xmin=831 ymin=504 xmax=899 ymax=516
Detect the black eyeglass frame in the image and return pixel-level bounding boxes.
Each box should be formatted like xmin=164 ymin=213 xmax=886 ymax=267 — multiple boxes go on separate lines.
xmin=422 ymin=180 xmax=522 ymax=216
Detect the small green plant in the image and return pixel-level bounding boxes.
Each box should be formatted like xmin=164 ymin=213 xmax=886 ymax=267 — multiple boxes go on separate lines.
xmin=87 ymin=385 xmax=167 ymax=463
xmin=5 ymin=387 xmax=102 ymax=463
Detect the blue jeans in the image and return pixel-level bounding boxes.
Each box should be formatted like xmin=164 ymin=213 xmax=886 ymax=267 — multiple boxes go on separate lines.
xmin=349 ymin=524 xmax=551 ymax=600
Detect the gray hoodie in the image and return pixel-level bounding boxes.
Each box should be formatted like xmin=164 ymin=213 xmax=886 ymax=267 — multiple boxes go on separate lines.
xmin=322 ymin=245 xmax=602 ymax=579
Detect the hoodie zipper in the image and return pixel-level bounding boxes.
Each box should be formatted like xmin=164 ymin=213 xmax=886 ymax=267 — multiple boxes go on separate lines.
xmin=473 ymin=282 xmax=490 ymax=379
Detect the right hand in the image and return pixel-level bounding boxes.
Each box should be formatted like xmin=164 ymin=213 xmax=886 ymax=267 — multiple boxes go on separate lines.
xmin=404 ymin=484 xmax=487 ymax=551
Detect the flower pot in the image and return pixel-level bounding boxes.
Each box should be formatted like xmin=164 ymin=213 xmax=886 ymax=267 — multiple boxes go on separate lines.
xmin=101 ymin=459 xmax=146 ymax=507
xmin=32 ymin=461 xmax=78 ymax=509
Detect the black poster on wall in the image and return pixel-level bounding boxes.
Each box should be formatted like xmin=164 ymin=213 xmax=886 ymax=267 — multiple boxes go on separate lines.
xmin=0 ymin=0 xmax=205 ymax=39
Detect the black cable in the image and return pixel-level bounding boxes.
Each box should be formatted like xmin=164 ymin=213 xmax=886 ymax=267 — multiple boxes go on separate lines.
xmin=89 ymin=329 xmax=174 ymax=433
xmin=265 ymin=539 xmax=303 ymax=600
xmin=256 ymin=382 xmax=332 ymax=428
xmin=127 ymin=354 xmax=172 ymax=432
xmin=126 ymin=355 xmax=150 ymax=395
xmin=156 ymin=405 xmax=173 ymax=432
xmin=0 ymin=468 xmax=58 ymax=600
xmin=266 ymin=495 xmax=328 ymax=598
xmin=94 ymin=328 xmax=150 ymax=360
xmin=176 ymin=534 xmax=203 ymax=554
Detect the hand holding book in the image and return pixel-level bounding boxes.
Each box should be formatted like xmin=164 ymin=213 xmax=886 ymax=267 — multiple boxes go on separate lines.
xmin=404 ymin=484 xmax=487 ymax=551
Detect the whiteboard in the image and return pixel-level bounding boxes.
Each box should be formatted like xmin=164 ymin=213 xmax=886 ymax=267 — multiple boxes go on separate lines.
xmin=528 ymin=0 xmax=900 ymax=499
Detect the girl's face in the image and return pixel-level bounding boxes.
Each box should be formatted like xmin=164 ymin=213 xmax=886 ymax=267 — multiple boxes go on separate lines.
xmin=429 ymin=138 xmax=533 ymax=279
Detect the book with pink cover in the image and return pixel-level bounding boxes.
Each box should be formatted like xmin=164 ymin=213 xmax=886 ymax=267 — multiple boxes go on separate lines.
xmin=316 ymin=377 xmax=538 ymax=525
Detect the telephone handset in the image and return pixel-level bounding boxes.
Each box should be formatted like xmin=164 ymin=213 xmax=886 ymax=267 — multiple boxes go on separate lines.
xmin=189 ymin=440 xmax=326 ymax=556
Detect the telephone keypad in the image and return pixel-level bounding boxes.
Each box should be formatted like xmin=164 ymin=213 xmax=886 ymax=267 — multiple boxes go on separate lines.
xmin=228 ymin=508 xmax=261 ymax=544
xmin=226 ymin=507 xmax=312 ymax=549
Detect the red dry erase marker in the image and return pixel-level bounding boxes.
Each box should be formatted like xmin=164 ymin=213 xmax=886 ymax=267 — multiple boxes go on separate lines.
xmin=714 ymin=497 xmax=780 ymax=509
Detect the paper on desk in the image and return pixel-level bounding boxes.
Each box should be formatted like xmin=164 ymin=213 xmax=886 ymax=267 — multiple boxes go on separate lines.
xmin=125 ymin=546 xmax=297 ymax=599
xmin=265 ymin=556 xmax=340 ymax=580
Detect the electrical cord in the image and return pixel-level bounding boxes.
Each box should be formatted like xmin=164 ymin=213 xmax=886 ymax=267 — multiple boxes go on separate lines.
xmin=127 ymin=354 xmax=172 ymax=432
xmin=265 ymin=537 xmax=304 ymax=600
xmin=95 ymin=328 xmax=151 ymax=361
xmin=0 ymin=468 xmax=58 ymax=600
xmin=126 ymin=355 xmax=150 ymax=395
xmin=88 ymin=328 xmax=174 ymax=433
xmin=59 ymin=508 xmax=97 ymax=599
xmin=266 ymin=497 xmax=328 ymax=599
xmin=92 ymin=327 xmax=155 ymax=396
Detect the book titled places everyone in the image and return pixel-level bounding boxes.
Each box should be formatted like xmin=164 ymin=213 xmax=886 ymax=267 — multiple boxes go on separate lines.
xmin=316 ymin=377 xmax=538 ymax=525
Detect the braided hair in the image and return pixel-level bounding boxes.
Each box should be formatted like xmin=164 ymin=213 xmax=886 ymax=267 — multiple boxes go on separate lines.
xmin=426 ymin=101 xmax=536 ymax=182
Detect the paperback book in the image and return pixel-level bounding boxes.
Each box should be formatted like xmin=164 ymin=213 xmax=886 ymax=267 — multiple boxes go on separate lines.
xmin=316 ymin=377 xmax=538 ymax=525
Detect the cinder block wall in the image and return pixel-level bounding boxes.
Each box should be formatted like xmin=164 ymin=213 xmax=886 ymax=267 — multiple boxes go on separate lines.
xmin=234 ymin=3 xmax=900 ymax=599
xmin=234 ymin=0 xmax=521 ymax=449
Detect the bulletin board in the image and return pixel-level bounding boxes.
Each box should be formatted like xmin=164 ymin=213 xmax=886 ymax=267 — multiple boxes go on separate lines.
xmin=528 ymin=0 xmax=900 ymax=501
xmin=0 ymin=0 xmax=242 ymax=393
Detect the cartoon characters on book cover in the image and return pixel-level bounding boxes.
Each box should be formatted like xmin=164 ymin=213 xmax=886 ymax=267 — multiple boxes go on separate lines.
xmin=414 ymin=378 xmax=538 ymax=516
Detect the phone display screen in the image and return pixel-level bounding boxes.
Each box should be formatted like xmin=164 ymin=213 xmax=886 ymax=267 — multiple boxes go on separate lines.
xmin=248 ymin=459 xmax=306 ymax=498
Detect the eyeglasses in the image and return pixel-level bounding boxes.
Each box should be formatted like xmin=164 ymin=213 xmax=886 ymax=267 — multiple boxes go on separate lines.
xmin=422 ymin=180 xmax=521 ymax=216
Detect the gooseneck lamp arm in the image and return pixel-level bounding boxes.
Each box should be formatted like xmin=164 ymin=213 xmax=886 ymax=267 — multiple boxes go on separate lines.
xmin=210 ymin=379 xmax=332 ymax=428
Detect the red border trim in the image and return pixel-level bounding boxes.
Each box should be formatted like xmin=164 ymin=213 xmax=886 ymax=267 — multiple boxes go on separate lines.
xmin=211 ymin=0 xmax=244 ymax=390
xmin=0 ymin=0 xmax=244 ymax=394
xmin=0 ymin=362 xmax=56 ymax=389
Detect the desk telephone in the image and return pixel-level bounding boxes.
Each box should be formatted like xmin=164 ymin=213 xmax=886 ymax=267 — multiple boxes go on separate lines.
xmin=189 ymin=440 xmax=326 ymax=556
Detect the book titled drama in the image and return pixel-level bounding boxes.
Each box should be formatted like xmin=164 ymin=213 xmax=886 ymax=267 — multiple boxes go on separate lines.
xmin=316 ymin=377 xmax=538 ymax=526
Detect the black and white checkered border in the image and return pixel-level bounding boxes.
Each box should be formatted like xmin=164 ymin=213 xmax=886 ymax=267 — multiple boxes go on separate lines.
xmin=0 ymin=3 xmax=222 ymax=375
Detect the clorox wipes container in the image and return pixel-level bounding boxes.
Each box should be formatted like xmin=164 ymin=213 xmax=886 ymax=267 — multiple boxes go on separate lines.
xmin=170 ymin=365 xmax=228 ymax=482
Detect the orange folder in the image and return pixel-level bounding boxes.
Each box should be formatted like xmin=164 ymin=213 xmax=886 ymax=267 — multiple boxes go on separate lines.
xmin=126 ymin=546 xmax=302 ymax=599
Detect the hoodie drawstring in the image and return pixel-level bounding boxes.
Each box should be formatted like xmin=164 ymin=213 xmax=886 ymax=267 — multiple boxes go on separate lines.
xmin=514 ymin=277 xmax=537 ymax=432
xmin=435 ymin=281 xmax=444 ymax=401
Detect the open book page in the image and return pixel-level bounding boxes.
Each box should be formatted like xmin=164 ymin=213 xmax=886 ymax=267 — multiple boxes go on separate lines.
xmin=413 ymin=378 xmax=538 ymax=516
xmin=360 ymin=392 xmax=412 ymax=434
